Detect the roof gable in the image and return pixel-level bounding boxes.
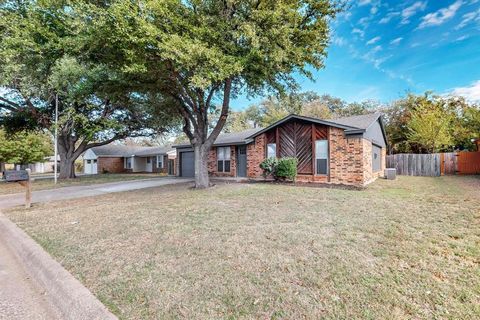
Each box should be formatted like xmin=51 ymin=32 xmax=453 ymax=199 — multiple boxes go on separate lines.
xmin=246 ymin=114 xmax=357 ymax=140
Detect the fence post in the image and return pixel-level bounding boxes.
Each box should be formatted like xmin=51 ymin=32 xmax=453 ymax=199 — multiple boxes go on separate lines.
xmin=440 ymin=153 xmax=444 ymax=176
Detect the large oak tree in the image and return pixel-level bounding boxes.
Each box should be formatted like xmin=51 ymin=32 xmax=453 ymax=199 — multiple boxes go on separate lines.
xmin=80 ymin=0 xmax=344 ymax=188
xmin=0 ymin=1 xmax=177 ymax=179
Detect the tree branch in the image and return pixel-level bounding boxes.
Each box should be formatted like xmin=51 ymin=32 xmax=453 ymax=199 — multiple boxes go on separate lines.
xmin=206 ymin=78 xmax=232 ymax=146
xmin=0 ymin=97 xmax=21 ymax=112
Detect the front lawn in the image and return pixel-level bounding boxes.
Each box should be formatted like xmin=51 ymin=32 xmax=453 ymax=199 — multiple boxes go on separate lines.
xmin=0 ymin=173 xmax=166 ymax=195
xmin=5 ymin=176 xmax=480 ymax=319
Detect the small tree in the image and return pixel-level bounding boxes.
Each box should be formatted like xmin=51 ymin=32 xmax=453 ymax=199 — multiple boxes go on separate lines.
xmin=0 ymin=130 xmax=51 ymax=170
xmin=407 ymin=100 xmax=453 ymax=153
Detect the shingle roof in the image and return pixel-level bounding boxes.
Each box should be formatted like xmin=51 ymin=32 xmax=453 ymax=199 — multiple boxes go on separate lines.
xmin=214 ymin=128 xmax=263 ymax=145
xmin=135 ymin=146 xmax=174 ymax=156
xmin=173 ymin=127 xmax=263 ymax=148
xmin=173 ymin=113 xmax=383 ymax=149
xmin=90 ymin=144 xmax=171 ymax=157
xmin=329 ymin=112 xmax=381 ymax=130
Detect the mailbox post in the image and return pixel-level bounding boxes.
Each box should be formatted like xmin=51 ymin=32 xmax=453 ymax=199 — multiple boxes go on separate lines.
xmin=3 ymin=169 xmax=32 ymax=208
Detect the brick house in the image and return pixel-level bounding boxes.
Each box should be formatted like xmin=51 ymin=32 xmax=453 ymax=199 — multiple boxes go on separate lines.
xmin=83 ymin=144 xmax=176 ymax=175
xmin=175 ymin=113 xmax=387 ymax=186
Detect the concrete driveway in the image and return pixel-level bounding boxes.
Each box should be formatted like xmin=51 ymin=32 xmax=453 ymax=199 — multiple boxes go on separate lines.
xmin=0 ymin=177 xmax=193 ymax=209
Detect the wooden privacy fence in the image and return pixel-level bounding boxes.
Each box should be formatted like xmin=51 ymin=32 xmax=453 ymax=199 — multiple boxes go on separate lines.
xmin=386 ymin=152 xmax=480 ymax=176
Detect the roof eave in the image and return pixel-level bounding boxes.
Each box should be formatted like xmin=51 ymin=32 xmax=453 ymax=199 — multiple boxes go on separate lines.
xmin=344 ymin=129 xmax=366 ymax=135
xmin=246 ymin=114 xmax=359 ymax=139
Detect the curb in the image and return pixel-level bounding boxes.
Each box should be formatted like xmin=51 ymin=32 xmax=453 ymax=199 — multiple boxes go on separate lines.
xmin=0 ymin=212 xmax=117 ymax=320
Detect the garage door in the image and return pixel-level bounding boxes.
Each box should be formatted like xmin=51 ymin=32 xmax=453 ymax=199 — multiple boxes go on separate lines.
xmin=84 ymin=159 xmax=98 ymax=174
xmin=180 ymin=151 xmax=195 ymax=177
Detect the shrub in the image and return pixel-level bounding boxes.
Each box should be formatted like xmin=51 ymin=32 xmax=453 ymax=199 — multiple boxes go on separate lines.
xmin=275 ymin=157 xmax=298 ymax=181
xmin=259 ymin=157 xmax=298 ymax=181
xmin=259 ymin=157 xmax=278 ymax=179
xmin=74 ymin=159 xmax=83 ymax=173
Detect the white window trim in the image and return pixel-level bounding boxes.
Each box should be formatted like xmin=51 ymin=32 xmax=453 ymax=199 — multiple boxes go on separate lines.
xmin=315 ymin=140 xmax=329 ymax=176
xmin=267 ymin=143 xmax=277 ymax=159
xmin=217 ymin=147 xmax=231 ymax=172
xmin=157 ymin=155 xmax=164 ymax=169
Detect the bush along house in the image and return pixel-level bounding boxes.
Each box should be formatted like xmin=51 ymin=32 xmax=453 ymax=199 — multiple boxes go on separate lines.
xmin=174 ymin=113 xmax=387 ymax=187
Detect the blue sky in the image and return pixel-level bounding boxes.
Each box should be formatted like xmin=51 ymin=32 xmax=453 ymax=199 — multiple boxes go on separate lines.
xmin=231 ymin=0 xmax=480 ymax=110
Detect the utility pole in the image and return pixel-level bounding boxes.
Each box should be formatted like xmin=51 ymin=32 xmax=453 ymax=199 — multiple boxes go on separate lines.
xmin=54 ymin=94 xmax=58 ymax=184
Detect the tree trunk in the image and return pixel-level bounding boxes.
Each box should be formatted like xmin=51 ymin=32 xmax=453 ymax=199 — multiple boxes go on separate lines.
xmin=58 ymin=156 xmax=76 ymax=179
xmin=194 ymin=144 xmax=210 ymax=188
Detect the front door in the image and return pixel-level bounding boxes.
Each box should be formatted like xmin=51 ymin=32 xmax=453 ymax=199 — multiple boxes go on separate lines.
xmin=146 ymin=157 xmax=153 ymax=172
xmin=237 ymin=146 xmax=247 ymax=177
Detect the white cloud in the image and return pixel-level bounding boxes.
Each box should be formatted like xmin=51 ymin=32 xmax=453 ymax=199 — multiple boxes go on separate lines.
xmin=455 ymin=9 xmax=480 ymax=29
xmin=419 ymin=0 xmax=463 ymax=29
xmin=358 ymin=17 xmax=370 ymax=27
xmin=455 ymin=35 xmax=469 ymax=41
xmin=390 ymin=37 xmax=403 ymax=45
xmin=371 ymin=6 xmax=379 ymax=14
xmin=352 ymin=28 xmax=365 ymax=38
xmin=358 ymin=0 xmax=372 ymax=6
xmin=379 ymin=11 xmax=400 ymax=24
xmin=332 ymin=36 xmax=347 ymax=47
xmin=401 ymin=1 xmax=428 ymax=24
xmin=450 ymin=80 xmax=480 ymax=101
xmin=366 ymin=36 xmax=381 ymax=45
xmin=372 ymin=45 xmax=382 ymax=53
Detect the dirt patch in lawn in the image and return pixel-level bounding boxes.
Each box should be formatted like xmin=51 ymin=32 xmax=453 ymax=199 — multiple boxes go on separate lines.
xmin=5 ymin=175 xmax=480 ymax=319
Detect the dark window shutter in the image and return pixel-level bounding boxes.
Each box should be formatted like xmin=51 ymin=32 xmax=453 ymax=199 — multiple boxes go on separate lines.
xmin=217 ymin=160 xmax=223 ymax=172
xmin=224 ymin=160 xmax=231 ymax=172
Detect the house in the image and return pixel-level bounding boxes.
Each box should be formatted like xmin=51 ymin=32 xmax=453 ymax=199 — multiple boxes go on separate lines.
xmin=174 ymin=113 xmax=387 ymax=186
xmin=83 ymin=144 xmax=176 ymax=175
xmin=14 ymin=155 xmax=61 ymax=174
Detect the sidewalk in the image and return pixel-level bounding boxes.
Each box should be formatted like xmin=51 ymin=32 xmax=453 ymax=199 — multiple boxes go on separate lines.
xmin=0 ymin=238 xmax=58 ymax=320
xmin=0 ymin=177 xmax=193 ymax=209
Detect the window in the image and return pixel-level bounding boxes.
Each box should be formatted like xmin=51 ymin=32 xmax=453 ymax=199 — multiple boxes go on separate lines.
xmin=372 ymin=145 xmax=381 ymax=172
xmin=267 ymin=143 xmax=276 ymax=158
xmin=125 ymin=157 xmax=132 ymax=169
xmin=157 ymin=155 xmax=163 ymax=168
xmin=147 ymin=157 xmax=151 ymax=164
xmin=93 ymin=159 xmax=97 ymax=164
xmin=217 ymin=147 xmax=231 ymax=172
xmin=87 ymin=160 xmax=91 ymax=164
xmin=315 ymin=140 xmax=328 ymax=175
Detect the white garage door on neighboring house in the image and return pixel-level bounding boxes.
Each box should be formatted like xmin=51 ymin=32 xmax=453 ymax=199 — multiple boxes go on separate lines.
xmin=84 ymin=159 xmax=98 ymax=174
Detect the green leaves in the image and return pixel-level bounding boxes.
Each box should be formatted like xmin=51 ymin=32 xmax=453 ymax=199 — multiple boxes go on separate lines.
xmin=0 ymin=129 xmax=52 ymax=164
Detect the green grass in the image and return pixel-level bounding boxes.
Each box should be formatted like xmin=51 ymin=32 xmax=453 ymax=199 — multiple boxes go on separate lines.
xmin=5 ymin=175 xmax=480 ymax=319
xmin=0 ymin=173 xmax=166 ymax=195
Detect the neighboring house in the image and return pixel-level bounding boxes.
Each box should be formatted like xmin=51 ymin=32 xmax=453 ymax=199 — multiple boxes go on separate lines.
xmin=83 ymin=144 xmax=176 ymax=175
xmin=15 ymin=155 xmax=61 ymax=174
xmin=174 ymin=113 xmax=388 ymax=186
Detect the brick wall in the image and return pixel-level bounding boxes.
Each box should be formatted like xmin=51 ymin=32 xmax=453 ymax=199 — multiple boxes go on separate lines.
xmin=208 ymin=146 xmax=236 ymax=177
xmin=362 ymin=140 xmax=386 ymax=185
xmin=247 ymin=134 xmax=266 ymax=178
xmin=98 ymin=157 xmax=125 ymax=173
xmin=328 ymin=128 xmax=364 ymax=185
